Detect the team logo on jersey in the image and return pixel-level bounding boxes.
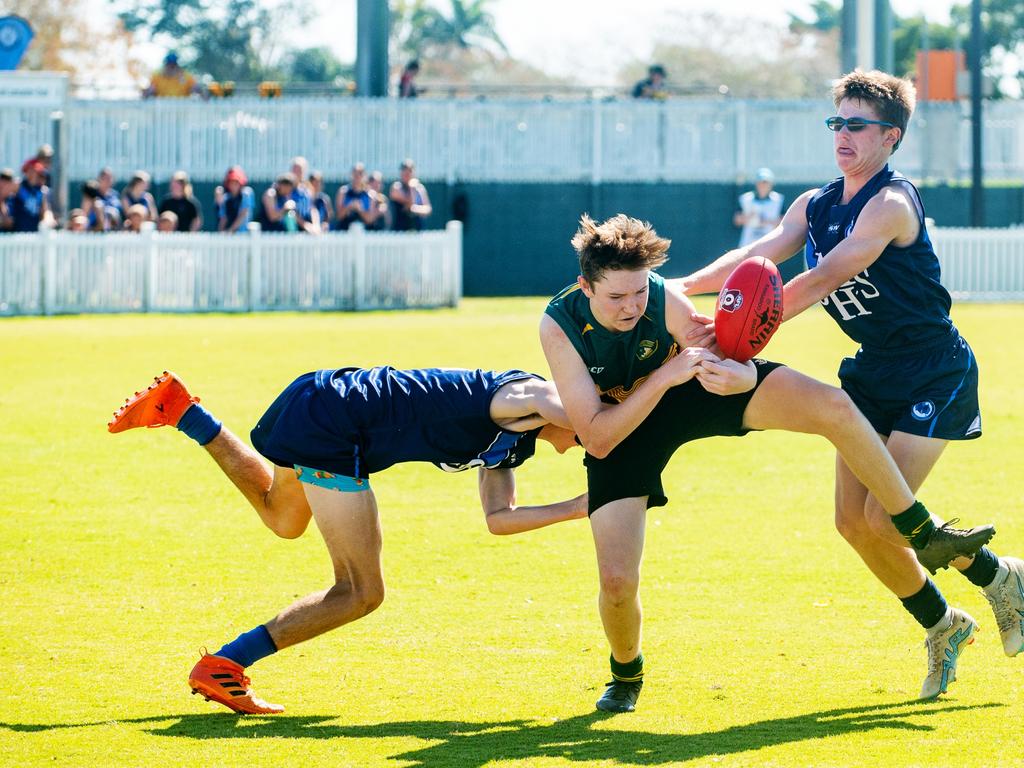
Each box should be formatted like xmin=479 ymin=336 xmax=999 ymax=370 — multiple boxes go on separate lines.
xmin=719 ymin=289 xmax=743 ymax=313
xmin=589 ymin=366 xmax=605 ymax=374
xmin=636 ymin=339 xmax=658 ymax=361
xmin=911 ymin=400 xmax=936 ymax=421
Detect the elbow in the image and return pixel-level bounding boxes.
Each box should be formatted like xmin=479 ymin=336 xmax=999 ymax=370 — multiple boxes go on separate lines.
xmin=581 ymin=435 xmax=613 ymax=460
xmin=484 ymin=515 xmax=514 ymax=536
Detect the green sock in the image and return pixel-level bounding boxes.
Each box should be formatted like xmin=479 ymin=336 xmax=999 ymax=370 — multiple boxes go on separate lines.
xmin=610 ymin=653 xmax=644 ymax=682
xmin=891 ymin=501 xmax=935 ymax=548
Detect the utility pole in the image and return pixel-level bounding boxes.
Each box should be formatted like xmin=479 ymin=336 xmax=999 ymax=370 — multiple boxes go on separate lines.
xmin=969 ymin=0 xmax=984 ymax=226
xmin=356 ymin=0 xmax=390 ymax=97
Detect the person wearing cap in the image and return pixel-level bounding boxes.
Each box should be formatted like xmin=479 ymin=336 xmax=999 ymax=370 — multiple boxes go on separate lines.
xmin=121 ymin=171 xmax=158 ymax=223
xmin=144 ymin=51 xmax=202 ymax=99
xmin=157 ymin=211 xmax=179 ymax=233
xmin=632 ymin=64 xmax=669 ymax=100
xmin=733 ymin=167 xmax=784 ymax=247
xmin=10 ymin=159 xmax=55 ymax=232
xmin=0 ymin=168 xmax=16 ymax=232
xmin=389 ymin=159 xmax=431 ymax=232
xmin=215 ymin=167 xmax=255 ymax=234
xmin=159 ymin=170 xmax=204 ymax=232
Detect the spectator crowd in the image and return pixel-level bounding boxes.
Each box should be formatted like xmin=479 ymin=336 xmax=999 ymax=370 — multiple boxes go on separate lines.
xmin=1 ymin=147 xmax=434 ymax=236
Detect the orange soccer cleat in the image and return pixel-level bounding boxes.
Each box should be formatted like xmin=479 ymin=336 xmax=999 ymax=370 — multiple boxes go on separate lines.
xmin=188 ymin=652 xmax=285 ymax=715
xmin=108 ymin=371 xmax=199 ymax=433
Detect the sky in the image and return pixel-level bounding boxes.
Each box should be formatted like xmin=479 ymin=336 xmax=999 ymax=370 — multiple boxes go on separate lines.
xmin=304 ymin=0 xmax=959 ymax=83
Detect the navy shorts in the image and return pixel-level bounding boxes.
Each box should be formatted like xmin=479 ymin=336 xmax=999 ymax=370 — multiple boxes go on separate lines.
xmin=250 ymin=372 xmax=365 ymax=478
xmin=585 ymin=359 xmax=784 ymax=514
xmin=839 ymin=332 xmax=981 ymax=441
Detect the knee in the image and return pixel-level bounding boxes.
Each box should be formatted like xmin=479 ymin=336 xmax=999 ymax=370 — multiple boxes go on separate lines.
xmin=818 ymin=388 xmax=860 ymax=432
xmin=599 ymin=568 xmax=640 ymax=606
xmin=270 ymin=518 xmax=310 ymax=539
xmin=834 ymin=502 xmax=872 ymax=545
xmin=864 ymin=499 xmax=896 ymax=539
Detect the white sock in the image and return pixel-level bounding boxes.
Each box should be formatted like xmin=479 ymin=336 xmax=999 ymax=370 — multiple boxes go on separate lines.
xmin=925 ymin=606 xmax=954 ymax=636
xmin=983 ymin=560 xmax=1010 ymax=595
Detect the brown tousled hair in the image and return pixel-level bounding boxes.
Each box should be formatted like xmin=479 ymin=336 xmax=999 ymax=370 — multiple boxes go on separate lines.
xmin=571 ymin=213 xmax=670 ymax=284
xmin=832 ymin=69 xmax=916 ymax=153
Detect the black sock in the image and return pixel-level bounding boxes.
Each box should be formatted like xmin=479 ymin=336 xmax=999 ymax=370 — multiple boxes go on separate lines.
xmin=961 ymin=547 xmax=1000 ymax=588
xmin=891 ymin=501 xmax=935 ymax=548
xmin=610 ymin=653 xmax=644 ymax=682
xmin=899 ymin=579 xmax=948 ymax=630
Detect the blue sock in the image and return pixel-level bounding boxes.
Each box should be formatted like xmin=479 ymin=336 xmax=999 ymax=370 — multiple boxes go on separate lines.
xmin=899 ymin=579 xmax=948 ymax=630
xmin=176 ymin=403 xmax=222 ymax=446
xmin=215 ymin=625 xmax=278 ymax=668
xmin=961 ymin=547 xmax=1000 ymax=588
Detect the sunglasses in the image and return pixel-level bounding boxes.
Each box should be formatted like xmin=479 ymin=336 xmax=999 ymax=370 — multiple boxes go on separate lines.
xmin=825 ymin=115 xmax=896 ymax=132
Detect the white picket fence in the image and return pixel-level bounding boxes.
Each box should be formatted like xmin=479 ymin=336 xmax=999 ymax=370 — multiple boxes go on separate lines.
xmin=6 ymin=98 xmax=1024 ymax=183
xmin=931 ymin=226 xmax=1024 ymax=302
xmin=0 ymin=222 xmax=462 ymax=315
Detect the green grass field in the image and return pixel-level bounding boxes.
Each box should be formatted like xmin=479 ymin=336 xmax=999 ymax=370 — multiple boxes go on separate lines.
xmin=2 ymin=298 xmax=1023 ymax=768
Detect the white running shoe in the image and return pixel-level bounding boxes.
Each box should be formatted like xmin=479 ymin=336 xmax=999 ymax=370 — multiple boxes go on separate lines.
xmin=982 ymin=556 xmax=1024 ymax=657
xmin=920 ymin=607 xmax=977 ymax=700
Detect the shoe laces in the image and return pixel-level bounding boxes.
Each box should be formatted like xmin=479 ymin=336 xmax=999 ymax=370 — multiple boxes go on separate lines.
xmin=983 ymin=579 xmax=1019 ymax=637
xmin=604 ymin=679 xmax=640 ymax=700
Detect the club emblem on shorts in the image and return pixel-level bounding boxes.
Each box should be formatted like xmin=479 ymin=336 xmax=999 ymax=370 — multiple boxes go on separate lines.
xmin=912 ymin=400 xmax=936 ymax=421
xmin=719 ymin=288 xmax=743 ymax=313
xmin=636 ymin=340 xmax=658 ymax=361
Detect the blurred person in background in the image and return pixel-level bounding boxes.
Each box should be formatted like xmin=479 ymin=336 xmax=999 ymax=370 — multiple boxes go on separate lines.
xmin=335 ymin=163 xmax=378 ymax=231
xmin=97 ymin=167 xmax=122 ymax=216
xmin=143 ymin=51 xmax=203 ymax=98
xmin=216 ymin=166 xmax=255 ymax=234
xmin=124 ymin=204 xmax=148 ymax=232
xmin=0 ymin=168 xmax=15 ymax=232
xmin=66 ymin=209 xmax=89 ymax=232
xmin=399 ymin=59 xmax=421 ymax=98
xmin=11 ymin=158 xmax=55 ymax=232
xmin=390 ymin=159 xmax=431 ymax=231
xmin=121 ymin=171 xmax=157 ymax=223
xmin=260 ymin=173 xmax=319 ymax=234
xmin=157 ymin=211 xmax=179 ymax=232
xmin=632 ymin=64 xmax=668 ymax=100
xmin=367 ymin=170 xmax=390 ymax=231
xmin=80 ymin=180 xmax=118 ymax=232
xmin=734 ymin=167 xmax=784 ymax=247
xmin=159 ymin=170 xmax=203 ymax=232
xmin=309 ymin=170 xmax=332 ymax=233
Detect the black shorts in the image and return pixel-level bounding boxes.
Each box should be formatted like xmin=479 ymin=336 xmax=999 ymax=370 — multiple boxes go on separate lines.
xmin=585 ymin=359 xmax=783 ymax=514
xmin=839 ymin=332 xmax=981 ymax=441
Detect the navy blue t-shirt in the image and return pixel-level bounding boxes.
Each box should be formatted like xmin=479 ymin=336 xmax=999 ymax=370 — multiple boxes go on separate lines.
xmin=315 ymin=367 xmax=542 ymax=473
xmin=804 ymin=165 xmax=954 ymax=351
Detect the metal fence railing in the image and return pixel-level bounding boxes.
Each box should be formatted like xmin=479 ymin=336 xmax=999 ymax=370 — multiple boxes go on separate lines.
xmin=0 ymin=222 xmax=462 ymax=316
xmin=4 ymin=98 xmax=1024 ymax=184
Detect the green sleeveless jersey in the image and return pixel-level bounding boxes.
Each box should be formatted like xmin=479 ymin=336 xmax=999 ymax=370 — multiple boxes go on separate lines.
xmin=545 ymin=272 xmax=678 ymax=403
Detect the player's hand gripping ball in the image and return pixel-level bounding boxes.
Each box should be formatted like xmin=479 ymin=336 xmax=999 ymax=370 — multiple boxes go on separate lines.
xmin=714 ymin=257 xmax=784 ymax=362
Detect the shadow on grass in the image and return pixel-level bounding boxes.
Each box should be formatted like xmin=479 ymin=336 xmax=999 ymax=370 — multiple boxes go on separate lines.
xmin=1 ymin=700 xmax=1003 ymax=766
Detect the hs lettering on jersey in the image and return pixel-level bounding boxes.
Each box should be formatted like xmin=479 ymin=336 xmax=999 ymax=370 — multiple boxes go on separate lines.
xmin=813 ymin=247 xmax=880 ymax=322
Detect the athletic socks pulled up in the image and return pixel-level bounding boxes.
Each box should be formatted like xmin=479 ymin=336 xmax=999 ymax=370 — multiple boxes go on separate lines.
xmin=891 ymin=501 xmax=935 ymax=549
xmin=900 ymin=579 xmax=948 ymax=630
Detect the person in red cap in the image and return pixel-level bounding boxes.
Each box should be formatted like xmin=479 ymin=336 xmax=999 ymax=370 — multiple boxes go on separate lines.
xmin=215 ymin=166 xmax=255 ymax=234
xmin=11 ymin=159 xmax=55 ymax=232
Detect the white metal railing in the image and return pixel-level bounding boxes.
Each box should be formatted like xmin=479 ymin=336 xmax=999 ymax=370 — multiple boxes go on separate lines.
xmin=4 ymin=98 xmax=1024 ymax=184
xmin=932 ymin=226 xmax=1024 ymax=302
xmin=0 ymin=222 xmax=462 ymax=316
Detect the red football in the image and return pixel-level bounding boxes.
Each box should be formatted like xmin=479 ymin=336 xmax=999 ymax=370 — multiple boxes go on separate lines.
xmin=714 ymin=257 xmax=784 ymax=362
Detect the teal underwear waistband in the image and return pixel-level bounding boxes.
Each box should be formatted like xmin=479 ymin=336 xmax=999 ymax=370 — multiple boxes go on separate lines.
xmin=294 ymin=465 xmax=370 ymax=492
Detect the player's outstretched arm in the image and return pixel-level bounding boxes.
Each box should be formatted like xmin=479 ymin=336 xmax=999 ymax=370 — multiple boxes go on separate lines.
xmin=674 ymin=189 xmax=816 ymax=296
xmin=477 ymin=467 xmax=587 ymax=535
xmin=781 ymin=187 xmax=918 ymax=321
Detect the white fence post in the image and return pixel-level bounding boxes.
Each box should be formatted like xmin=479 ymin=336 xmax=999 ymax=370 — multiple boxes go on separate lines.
xmin=142 ymin=222 xmax=157 ymax=312
xmin=41 ymin=223 xmax=56 ymax=316
xmin=247 ymin=222 xmax=262 ymax=312
xmin=351 ymin=223 xmax=366 ymax=311
xmin=445 ymin=220 xmax=463 ymax=308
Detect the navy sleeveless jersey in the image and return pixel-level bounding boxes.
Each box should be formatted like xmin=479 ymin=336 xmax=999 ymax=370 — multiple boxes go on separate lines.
xmin=804 ymin=165 xmax=954 ymax=350
xmin=315 ymin=367 xmax=542 ymax=473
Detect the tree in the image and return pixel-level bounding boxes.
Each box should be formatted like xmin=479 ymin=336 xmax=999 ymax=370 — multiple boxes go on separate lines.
xmin=393 ymin=0 xmax=507 ymax=61
xmin=283 ymin=47 xmax=352 ymax=84
xmin=111 ymin=0 xmax=310 ymax=82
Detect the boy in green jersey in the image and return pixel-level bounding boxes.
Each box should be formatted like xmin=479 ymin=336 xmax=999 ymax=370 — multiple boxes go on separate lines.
xmin=540 ymin=214 xmax=995 ymax=713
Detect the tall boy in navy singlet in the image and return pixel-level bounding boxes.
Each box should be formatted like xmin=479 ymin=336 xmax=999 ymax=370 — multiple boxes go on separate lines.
xmin=680 ymin=69 xmax=1023 ymax=699
xmin=108 ymin=367 xmax=584 ymax=714
xmin=541 ymin=214 xmax=993 ymax=714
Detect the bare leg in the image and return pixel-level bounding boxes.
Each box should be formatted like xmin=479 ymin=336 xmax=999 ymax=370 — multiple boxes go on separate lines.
xmin=265 ymin=484 xmax=385 ymax=650
xmin=590 ymin=498 xmax=647 ymax=663
xmin=742 ymin=367 xmax=915 ymax=548
xmin=202 ymin=427 xmax=312 ymax=539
